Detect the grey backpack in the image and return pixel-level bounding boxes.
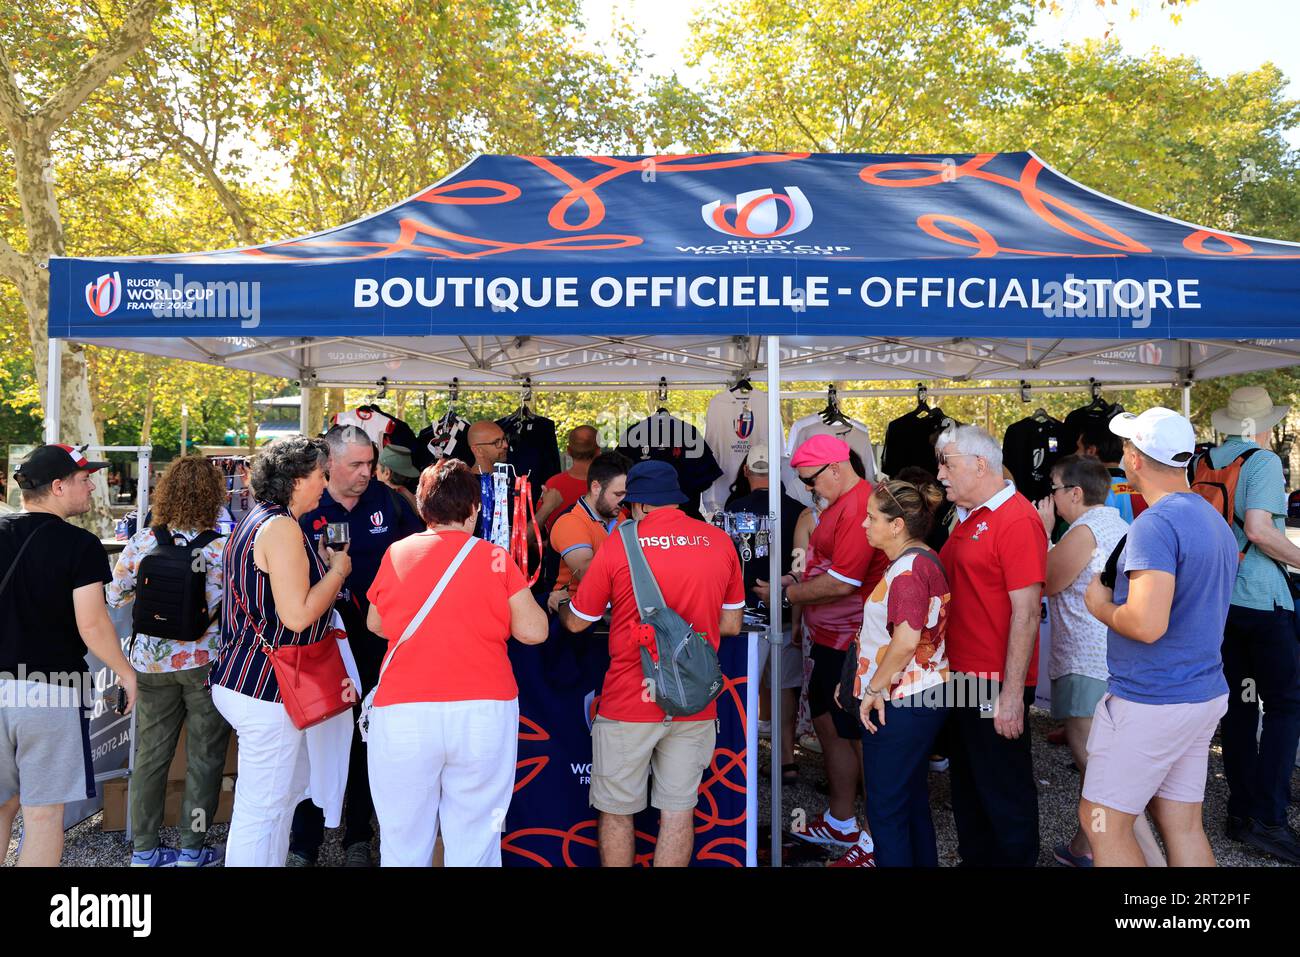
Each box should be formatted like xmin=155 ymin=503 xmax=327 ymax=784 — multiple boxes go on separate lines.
xmin=618 ymin=520 xmax=724 ymax=718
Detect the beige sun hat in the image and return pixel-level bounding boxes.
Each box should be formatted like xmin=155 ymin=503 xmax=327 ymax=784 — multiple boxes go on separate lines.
xmin=1210 ymin=386 xmax=1290 ymax=438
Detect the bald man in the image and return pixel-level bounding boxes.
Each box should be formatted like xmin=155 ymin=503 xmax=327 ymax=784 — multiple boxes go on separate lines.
xmin=536 ymin=425 xmax=601 ymax=533
xmin=467 ymin=420 xmax=510 ymax=540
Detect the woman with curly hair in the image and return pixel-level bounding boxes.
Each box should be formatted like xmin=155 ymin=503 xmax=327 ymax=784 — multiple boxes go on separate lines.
xmin=209 ymin=436 xmax=352 ymax=867
xmin=107 ymin=454 xmax=233 ymax=867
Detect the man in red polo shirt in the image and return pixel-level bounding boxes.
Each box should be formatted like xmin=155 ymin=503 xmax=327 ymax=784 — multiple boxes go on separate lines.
xmin=754 ymin=435 xmax=888 ymax=864
xmin=559 ymin=460 xmax=745 ymax=867
xmin=937 ymin=424 xmax=1047 ymax=867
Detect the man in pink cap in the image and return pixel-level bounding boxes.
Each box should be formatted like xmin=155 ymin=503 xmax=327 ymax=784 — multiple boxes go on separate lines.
xmin=755 ymin=434 xmax=887 ymax=864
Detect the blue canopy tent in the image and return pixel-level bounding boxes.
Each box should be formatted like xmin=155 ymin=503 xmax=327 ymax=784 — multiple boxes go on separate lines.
xmin=45 ymin=151 xmax=1300 ymax=866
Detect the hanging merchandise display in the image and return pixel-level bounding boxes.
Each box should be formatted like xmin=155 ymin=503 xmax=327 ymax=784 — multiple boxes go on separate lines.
xmin=781 ymin=386 xmax=876 ymax=507
xmin=616 ymin=380 xmax=723 ymax=520
xmin=510 ymin=471 xmax=543 ymax=587
xmin=331 ymin=404 xmax=420 ymax=451
xmin=489 ymin=464 xmax=512 ymax=549
xmin=414 ymin=412 xmax=472 ymax=471
xmin=497 ymin=381 xmax=562 ymax=500
xmin=702 ymin=379 xmax=770 ymax=516
xmin=1002 ymin=406 xmax=1068 ymax=501
xmin=880 ymin=386 xmax=959 ymax=477
xmin=1061 ymin=381 xmax=1123 ymax=456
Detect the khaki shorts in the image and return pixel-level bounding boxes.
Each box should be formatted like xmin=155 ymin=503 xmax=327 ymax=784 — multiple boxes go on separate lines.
xmin=590 ymin=716 xmax=716 ymax=814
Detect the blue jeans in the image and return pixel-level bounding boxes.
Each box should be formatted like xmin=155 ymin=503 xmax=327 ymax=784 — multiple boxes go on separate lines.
xmin=860 ymin=693 xmax=949 ymax=867
xmin=1221 ymin=604 xmax=1300 ymax=826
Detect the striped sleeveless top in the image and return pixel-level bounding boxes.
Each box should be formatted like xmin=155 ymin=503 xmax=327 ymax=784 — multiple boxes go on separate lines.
xmin=210 ymin=500 xmax=333 ymax=702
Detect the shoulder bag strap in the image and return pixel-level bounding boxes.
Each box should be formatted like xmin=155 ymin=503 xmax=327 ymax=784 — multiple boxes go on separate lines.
xmin=899 ymin=546 xmax=949 ymax=591
xmin=617 ymin=519 xmax=667 ymax=623
xmin=374 ymin=535 xmax=479 ymax=687
xmin=0 ymin=519 xmax=56 ymax=601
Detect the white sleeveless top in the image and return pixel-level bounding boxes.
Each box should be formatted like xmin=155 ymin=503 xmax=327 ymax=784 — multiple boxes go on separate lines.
xmin=1047 ymin=505 xmax=1127 ymax=682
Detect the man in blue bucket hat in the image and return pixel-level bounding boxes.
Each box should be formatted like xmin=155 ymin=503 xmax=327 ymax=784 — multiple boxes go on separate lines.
xmin=560 ymin=460 xmax=745 ymax=866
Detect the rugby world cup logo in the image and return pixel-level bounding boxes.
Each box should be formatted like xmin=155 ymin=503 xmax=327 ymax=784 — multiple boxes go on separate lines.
xmin=702 ymin=186 xmax=813 ymax=238
xmin=735 ymin=409 xmax=754 ymax=439
xmin=370 ymin=511 xmax=384 ymax=527
xmin=85 ymin=271 xmax=122 ymax=317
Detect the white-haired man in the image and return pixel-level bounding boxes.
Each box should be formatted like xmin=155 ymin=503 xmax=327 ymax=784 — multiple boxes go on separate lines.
xmin=936 ymin=425 xmax=1047 ymax=867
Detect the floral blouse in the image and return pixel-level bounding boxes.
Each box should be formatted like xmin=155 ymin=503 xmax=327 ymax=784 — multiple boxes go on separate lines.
xmin=107 ymin=526 xmax=227 ymax=674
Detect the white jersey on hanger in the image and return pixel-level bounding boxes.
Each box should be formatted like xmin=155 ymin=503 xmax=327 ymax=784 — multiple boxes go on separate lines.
xmin=781 ymin=413 xmax=877 ymax=508
xmin=702 ymin=389 xmax=772 ymax=516
xmin=332 ymin=407 xmax=396 ymax=446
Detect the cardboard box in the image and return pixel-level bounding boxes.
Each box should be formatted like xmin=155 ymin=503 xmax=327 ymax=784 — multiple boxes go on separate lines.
xmin=166 ymin=728 xmax=238 ymax=781
xmin=100 ymin=774 xmax=236 ymax=833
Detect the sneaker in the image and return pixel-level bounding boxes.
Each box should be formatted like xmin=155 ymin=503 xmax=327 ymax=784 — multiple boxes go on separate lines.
xmin=176 ymin=846 xmax=224 ymax=868
xmin=758 ymin=719 xmax=772 ymax=739
xmin=1238 ymin=819 xmax=1300 ymax=865
xmin=1225 ymin=814 xmax=1249 ymax=841
xmin=828 ymin=838 xmax=876 ymax=867
xmin=344 ymin=841 xmax=373 ymax=867
xmin=285 ymin=851 xmax=314 ymax=867
xmin=928 ymin=755 xmax=949 ymax=773
xmin=1052 ymin=842 xmax=1093 ymax=867
xmin=790 ymin=813 xmax=860 ymax=848
xmin=798 ymin=733 xmax=823 ymax=754
xmin=1047 ymin=725 xmax=1067 ymax=746
xmin=130 ymin=847 xmax=180 ymax=868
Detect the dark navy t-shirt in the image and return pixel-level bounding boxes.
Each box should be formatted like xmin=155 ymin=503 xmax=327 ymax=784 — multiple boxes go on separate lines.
xmin=300 ymin=479 xmax=422 ymax=612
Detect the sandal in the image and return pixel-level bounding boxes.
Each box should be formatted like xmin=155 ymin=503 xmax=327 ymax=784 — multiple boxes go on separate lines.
xmin=781 ymin=763 xmax=799 ymax=786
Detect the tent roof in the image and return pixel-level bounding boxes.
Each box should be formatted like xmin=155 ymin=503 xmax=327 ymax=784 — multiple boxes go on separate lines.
xmin=49 ymin=151 xmax=1300 ymax=344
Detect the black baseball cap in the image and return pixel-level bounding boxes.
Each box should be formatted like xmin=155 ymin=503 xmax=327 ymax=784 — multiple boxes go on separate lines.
xmin=12 ymin=444 xmax=108 ymax=490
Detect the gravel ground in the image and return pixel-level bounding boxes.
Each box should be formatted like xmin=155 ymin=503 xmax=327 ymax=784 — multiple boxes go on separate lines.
xmin=7 ymin=706 xmax=1297 ymax=866
xmin=757 ymin=706 xmax=1300 ymax=867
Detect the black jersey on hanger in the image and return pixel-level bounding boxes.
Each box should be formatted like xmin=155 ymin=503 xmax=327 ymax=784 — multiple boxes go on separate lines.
xmin=1002 ymin=415 xmax=1068 ymax=501
xmin=881 ymin=407 xmax=957 ymax=477
xmin=496 ymin=412 xmax=562 ymax=502
xmin=616 ymin=411 xmax=723 ymax=520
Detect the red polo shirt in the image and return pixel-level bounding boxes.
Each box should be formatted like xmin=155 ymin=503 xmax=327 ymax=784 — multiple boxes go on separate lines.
xmin=939 ymin=482 xmax=1047 ymax=685
xmin=570 ymin=508 xmax=746 ymax=722
xmin=802 ymin=479 xmax=889 ymax=651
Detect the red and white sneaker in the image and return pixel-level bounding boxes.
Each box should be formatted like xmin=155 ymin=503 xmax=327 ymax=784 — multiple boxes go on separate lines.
xmin=829 ymin=837 xmax=877 ymax=867
xmin=790 ymin=813 xmax=860 ymax=847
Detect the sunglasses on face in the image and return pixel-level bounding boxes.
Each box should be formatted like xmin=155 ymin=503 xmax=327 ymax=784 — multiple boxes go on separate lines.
xmin=799 ymin=463 xmax=831 ymax=487
xmin=936 ymin=451 xmax=975 ymax=468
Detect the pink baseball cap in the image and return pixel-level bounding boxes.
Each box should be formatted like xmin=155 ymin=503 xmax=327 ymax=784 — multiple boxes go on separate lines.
xmin=790 ymin=435 xmax=851 ymax=468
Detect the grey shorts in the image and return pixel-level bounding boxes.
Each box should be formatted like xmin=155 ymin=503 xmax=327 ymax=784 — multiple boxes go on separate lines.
xmin=590 ymin=716 xmax=716 ymax=814
xmin=758 ymin=631 xmax=804 ymax=691
xmin=1051 ymin=674 xmax=1108 ymax=719
xmin=0 ymin=681 xmax=95 ymax=807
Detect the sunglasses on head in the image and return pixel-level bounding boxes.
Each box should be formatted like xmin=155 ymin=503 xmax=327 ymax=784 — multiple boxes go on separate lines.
xmin=799 ymin=463 xmax=832 ymax=487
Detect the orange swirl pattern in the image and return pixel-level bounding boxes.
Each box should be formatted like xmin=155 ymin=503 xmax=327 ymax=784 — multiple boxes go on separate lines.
xmin=239 ymin=152 xmax=810 ymax=263
xmin=502 ymin=670 xmax=749 ymax=867
xmin=860 ymin=154 xmax=1149 ymax=257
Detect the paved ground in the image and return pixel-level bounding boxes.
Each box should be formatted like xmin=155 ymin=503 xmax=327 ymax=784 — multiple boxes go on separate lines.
xmin=7 ymin=707 xmax=1298 ymax=866
xmin=756 ymin=706 xmax=1300 ymax=867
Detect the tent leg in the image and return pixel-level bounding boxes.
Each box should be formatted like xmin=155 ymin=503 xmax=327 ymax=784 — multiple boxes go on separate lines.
xmin=766 ymin=334 xmax=782 ymax=868
xmin=1182 ymin=382 xmax=1192 ymax=419
xmin=299 ymin=385 xmax=314 ymax=435
xmin=45 ymin=337 xmax=62 ymax=444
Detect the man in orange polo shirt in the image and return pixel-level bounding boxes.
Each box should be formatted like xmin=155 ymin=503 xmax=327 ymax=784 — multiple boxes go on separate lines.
xmin=937 ymin=424 xmax=1047 ymax=867
xmin=545 ymin=452 xmax=630 ymax=613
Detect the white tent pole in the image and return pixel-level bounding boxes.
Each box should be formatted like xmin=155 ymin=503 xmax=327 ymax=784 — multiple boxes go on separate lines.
xmin=299 ymin=385 xmax=313 ymax=435
xmin=45 ymin=337 xmax=62 ymax=444
xmin=1183 ymin=382 xmax=1192 ymax=419
xmin=766 ymin=333 xmax=782 ymax=868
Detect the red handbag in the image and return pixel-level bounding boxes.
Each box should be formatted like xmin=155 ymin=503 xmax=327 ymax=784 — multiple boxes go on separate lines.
xmin=232 ymin=588 xmax=354 ymax=730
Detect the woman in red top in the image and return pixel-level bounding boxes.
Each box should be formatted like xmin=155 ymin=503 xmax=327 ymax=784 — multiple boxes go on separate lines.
xmin=365 ymin=459 xmax=547 ymax=867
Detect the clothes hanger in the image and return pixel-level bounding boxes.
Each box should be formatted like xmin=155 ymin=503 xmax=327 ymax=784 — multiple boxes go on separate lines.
xmin=656 ymin=377 xmax=670 ymax=414
xmin=729 ymin=374 xmax=754 ymax=394
xmin=820 ymin=384 xmax=850 ymax=426
xmin=915 ymin=383 xmax=934 ymax=417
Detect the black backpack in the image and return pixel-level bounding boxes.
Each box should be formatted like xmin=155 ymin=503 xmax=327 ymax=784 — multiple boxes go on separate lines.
xmin=132 ymin=526 xmax=220 ymax=642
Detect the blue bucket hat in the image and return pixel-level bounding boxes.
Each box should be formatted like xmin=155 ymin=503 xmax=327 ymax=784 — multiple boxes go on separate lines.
xmin=623 ymin=460 xmax=687 ymax=506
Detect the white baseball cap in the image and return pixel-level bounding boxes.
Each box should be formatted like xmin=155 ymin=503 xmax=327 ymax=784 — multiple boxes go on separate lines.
xmin=1109 ymin=407 xmax=1196 ymax=467
xmin=746 ymin=444 xmax=770 ymax=475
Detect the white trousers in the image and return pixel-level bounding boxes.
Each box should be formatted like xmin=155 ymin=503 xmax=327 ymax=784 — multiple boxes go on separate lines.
xmin=368 ymin=698 xmax=519 ymax=867
xmin=212 ymin=684 xmax=309 ymax=868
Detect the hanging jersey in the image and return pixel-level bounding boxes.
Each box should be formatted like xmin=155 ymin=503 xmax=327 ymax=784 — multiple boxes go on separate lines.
xmin=702 ymin=389 xmax=771 ymax=516
xmin=782 ymin=413 xmax=876 ymax=507
xmin=1002 ymin=415 xmax=1068 ymax=501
